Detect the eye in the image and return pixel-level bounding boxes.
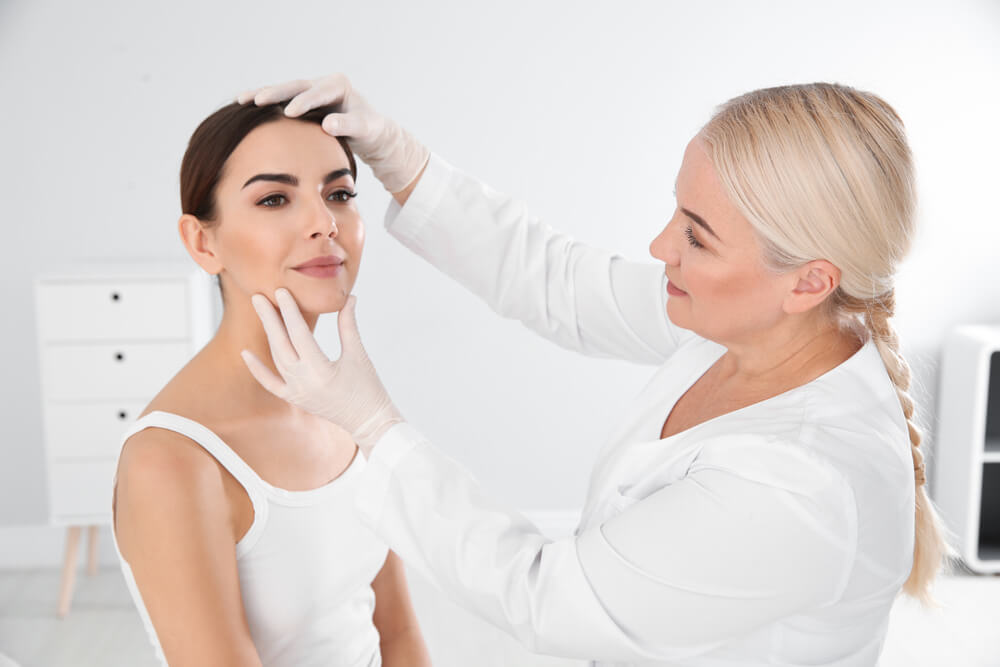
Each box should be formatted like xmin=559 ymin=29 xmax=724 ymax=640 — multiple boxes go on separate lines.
xmin=327 ymin=189 xmax=358 ymax=203
xmin=257 ymin=194 xmax=287 ymax=208
xmin=684 ymin=226 xmax=704 ymax=249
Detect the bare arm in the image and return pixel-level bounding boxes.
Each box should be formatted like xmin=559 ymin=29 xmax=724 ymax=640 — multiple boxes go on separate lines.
xmin=113 ymin=429 xmax=263 ymax=667
xmin=371 ymin=550 xmax=432 ymax=667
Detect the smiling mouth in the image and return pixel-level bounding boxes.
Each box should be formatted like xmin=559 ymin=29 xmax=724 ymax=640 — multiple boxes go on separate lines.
xmin=667 ymin=280 xmax=688 ymax=296
xmin=294 ymin=264 xmax=343 ymax=278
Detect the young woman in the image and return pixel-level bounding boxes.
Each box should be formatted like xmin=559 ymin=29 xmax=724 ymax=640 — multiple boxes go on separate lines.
xmin=237 ymin=75 xmax=953 ymax=666
xmin=111 ymin=101 xmax=431 ymax=667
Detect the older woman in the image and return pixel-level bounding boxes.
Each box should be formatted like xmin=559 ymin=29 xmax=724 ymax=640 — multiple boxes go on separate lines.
xmin=240 ymin=74 xmax=950 ymax=666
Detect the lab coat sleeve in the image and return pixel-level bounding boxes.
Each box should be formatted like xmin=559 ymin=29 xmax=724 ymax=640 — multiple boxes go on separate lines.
xmin=383 ymin=153 xmax=695 ymax=365
xmin=355 ymin=424 xmax=858 ymax=662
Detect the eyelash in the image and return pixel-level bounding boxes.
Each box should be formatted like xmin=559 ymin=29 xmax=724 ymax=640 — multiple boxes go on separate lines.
xmin=256 ymin=190 xmax=358 ymax=207
xmin=684 ymin=226 xmax=704 ymax=249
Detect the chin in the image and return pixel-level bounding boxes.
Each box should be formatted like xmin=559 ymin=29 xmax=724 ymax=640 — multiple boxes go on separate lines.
xmin=665 ymin=299 xmax=688 ymax=326
xmin=276 ymin=285 xmax=351 ymax=316
xmin=306 ymin=291 xmax=352 ymax=315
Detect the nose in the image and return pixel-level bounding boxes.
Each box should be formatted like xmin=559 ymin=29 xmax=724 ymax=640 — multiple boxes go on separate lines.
xmin=649 ymin=213 xmax=681 ymax=266
xmin=307 ymin=194 xmax=337 ymax=239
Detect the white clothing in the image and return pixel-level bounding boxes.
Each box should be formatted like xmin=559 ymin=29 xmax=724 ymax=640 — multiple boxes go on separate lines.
xmin=112 ymin=410 xmax=388 ymax=667
xmin=353 ymin=154 xmax=915 ymax=666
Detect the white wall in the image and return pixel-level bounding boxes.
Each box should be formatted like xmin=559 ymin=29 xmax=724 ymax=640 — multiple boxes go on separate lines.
xmin=1 ymin=0 xmax=998 ymax=559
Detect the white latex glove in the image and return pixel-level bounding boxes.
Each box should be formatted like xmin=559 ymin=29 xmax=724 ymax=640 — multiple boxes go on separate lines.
xmin=240 ymin=288 xmax=404 ymax=457
xmin=236 ymin=73 xmax=429 ymax=194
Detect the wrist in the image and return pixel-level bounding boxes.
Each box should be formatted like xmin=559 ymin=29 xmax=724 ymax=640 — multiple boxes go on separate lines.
xmin=366 ymin=123 xmax=428 ymax=196
xmin=356 ymin=416 xmax=406 ymax=459
xmin=391 ymin=152 xmax=429 ymax=206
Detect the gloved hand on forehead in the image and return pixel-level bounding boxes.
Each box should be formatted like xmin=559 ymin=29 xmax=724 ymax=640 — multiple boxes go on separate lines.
xmin=241 ymin=289 xmax=404 ymax=458
xmin=237 ymin=73 xmax=429 ymax=194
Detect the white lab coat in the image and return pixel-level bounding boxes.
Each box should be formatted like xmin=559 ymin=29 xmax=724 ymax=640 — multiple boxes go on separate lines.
xmin=354 ymin=154 xmax=916 ymax=666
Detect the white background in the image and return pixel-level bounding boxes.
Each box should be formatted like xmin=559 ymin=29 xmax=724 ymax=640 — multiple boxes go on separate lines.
xmin=0 ymin=0 xmax=998 ymax=559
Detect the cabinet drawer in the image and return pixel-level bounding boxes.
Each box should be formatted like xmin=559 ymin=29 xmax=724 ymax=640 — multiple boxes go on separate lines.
xmin=36 ymin=280 xmax=190 ymax=341
xmin=43 ymin=401 xmax=149 ymax=458
xmin=49 ymin=459 xmax=117 ymax=522
xmin=41 ymin=342 xmax=191 ymax=400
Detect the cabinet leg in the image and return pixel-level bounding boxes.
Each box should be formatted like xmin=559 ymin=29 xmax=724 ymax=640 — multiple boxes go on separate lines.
xmin=57 ymin=526 xmax=81 ymax=618
xmin=86 ymin=525 xmax=99 ymax=576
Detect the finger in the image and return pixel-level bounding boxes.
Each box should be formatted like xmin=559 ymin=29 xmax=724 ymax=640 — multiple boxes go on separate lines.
xmin=321 ymin=112 xmax=371 ymax=139
xmin=273 ymin=288 xmax=329 ymax=365
xmin=240 ymin=349 xmax=289 ymax=398
xmin=236 ymin=87 xmax=264 ymax=104
xmin=284 ymin=76 xmax=350 ymax=117
xmin=250 ymin=294 xmax=300 ymax=369
xmin=254 ymin=79 xmax=313 ymax=106
xmin=336 ymin=294 xmax=366 ymax=357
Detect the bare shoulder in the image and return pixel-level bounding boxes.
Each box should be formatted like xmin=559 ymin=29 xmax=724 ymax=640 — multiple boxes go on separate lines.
xmin=114 ymin=424 xmax=229 ymax=560
xmin=117 ymin=425 xmax=220 ymax=487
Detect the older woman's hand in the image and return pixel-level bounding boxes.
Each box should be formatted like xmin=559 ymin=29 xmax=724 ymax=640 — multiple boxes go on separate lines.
xmin=237 ymin=73 xmax=429 ymax=194
xmin=241 ymin=289 xmax=404 ymax=457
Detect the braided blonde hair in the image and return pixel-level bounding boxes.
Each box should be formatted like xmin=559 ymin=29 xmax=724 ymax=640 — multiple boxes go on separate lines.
xmin=700 ymin=83 xmax=949 ymax=605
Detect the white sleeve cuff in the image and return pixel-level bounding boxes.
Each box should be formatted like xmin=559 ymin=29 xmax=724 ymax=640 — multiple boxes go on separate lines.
xmin=355 ymin=422 xmax=427 ymax=528
xmin=382 ymin=153 xmax=453 ymax=252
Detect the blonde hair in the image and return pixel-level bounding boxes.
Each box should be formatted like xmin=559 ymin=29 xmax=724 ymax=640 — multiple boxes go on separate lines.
xmin=699 ymin=83 xmax=951 ymax=606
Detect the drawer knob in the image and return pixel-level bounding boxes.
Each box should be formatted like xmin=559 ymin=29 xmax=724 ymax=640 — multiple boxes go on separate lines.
xmin=114 ymin=351 xmax=126 ymax=362
xmin=117 ymin=410 xmax=128 ymax=420
xmin=110 ymin=291 xmax=122 ymax=302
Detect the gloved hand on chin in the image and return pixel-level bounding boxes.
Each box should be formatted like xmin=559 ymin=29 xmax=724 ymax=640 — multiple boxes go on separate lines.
xmin=241 ymin=288 xmax=403 ymax=458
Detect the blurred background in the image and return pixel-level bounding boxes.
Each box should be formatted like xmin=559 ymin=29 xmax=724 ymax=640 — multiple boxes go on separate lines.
xmin=1 ymin=0 xmax=998 ymax=665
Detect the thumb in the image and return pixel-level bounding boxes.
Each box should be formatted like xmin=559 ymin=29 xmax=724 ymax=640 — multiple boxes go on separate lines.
xmin=336 ymin=295 xmax=366 ymax=357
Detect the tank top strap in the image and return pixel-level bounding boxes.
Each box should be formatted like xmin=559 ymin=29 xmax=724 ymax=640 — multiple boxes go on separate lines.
xmin=120 ymin=410 xmax=269 ymax=498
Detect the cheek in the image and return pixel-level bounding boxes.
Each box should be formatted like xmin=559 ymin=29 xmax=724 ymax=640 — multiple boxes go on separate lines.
xmin=338 ymin=216 xmax=365 ymax=255
xmin=685 ymin=260 xmax=765 ymax=307
xmin=218 ymin=221 xmax=292 ymax=277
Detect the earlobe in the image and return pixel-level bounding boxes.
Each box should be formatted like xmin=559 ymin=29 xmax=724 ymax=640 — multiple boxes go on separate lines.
xmin=178 ymin=214 xmax=223 ymax=275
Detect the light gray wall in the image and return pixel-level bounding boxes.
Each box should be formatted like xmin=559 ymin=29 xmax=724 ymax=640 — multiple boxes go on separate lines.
xmin=1 ymin=0 xmax=999 ymax=538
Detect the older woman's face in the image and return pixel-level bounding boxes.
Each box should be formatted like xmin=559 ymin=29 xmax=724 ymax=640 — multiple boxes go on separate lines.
xmin=209 ymin=118 xmax=363 ymax=315
xmin=649 ymin=136 xmax=793 ymax=345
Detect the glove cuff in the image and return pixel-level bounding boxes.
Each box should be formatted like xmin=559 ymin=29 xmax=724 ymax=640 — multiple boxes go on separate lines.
xmin=364 ymin=122 xmax=430 ymax=194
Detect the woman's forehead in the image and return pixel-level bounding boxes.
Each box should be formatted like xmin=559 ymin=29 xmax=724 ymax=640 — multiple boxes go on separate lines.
xmin=677 ymin=137 xmax=720 ymax=198
xmin=676 ymin=136 xmax=751 ymax=245
xmin=224 ymin=119 xmax=351 ymax=184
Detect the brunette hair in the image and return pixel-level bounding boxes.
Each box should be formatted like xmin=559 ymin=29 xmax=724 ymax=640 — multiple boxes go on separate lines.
xmin=181 ymin=101 xmax=356 ymax=221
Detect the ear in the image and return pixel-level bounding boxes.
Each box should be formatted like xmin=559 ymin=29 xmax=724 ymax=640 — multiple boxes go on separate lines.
xmin=178 ymin=213 xmax=223 ymax=275
xmin=783 ymin=260 xmax=841 ymax=315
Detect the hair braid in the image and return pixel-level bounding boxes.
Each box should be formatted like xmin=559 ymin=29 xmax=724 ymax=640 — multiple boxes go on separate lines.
xmin=703 ymin=82 xmax=952 ymax=606
xmin=836 ymin=287 xmax=947 ymax=604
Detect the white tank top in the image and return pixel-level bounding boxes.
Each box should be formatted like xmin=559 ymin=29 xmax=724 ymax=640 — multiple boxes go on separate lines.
xmin=111 ymin=410 xmax=389 ymax=666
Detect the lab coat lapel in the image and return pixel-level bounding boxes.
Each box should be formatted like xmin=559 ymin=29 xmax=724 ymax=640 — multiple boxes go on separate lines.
xmin=576 ymin=339 xmax=725 ymax=533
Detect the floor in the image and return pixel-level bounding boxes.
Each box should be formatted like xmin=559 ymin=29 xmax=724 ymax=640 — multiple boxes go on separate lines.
xmin=0 ymin=567 xmax=999 ymax=666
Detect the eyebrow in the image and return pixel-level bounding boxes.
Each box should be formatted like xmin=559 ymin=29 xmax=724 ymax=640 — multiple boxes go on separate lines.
xmin=673 ymin=182 xmax=721 ymax=242
xmin=242 ymin=168 xmax=353 ymax=190
xmin=680 ymin=207 xmax=721 ymax=242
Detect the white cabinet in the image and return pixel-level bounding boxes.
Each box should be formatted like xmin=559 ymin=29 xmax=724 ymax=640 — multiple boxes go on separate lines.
xmin=934 ymin=325 xmax=1000 ymax=573
xmin=33 ymin=262 xmax=215 ymax=614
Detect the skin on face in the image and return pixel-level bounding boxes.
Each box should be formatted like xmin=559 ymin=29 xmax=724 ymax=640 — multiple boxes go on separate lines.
xmin=186 ymin=118 xmax=364 ymax=317
xmin=649 ymin=136 xmax=840 ymax=353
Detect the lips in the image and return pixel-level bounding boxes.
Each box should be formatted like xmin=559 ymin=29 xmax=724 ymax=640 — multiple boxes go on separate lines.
xmin=294 ymin=255 xmax=344 ymax=269
xmin=666 ymin=280 xmax=688 ymax=296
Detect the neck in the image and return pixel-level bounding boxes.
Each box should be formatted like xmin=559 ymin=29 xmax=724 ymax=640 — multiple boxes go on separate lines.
xmin=196 ymin=292 xmax=322 ymax=420
xmin=717 ymin=312 xmax=859 ymax=388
